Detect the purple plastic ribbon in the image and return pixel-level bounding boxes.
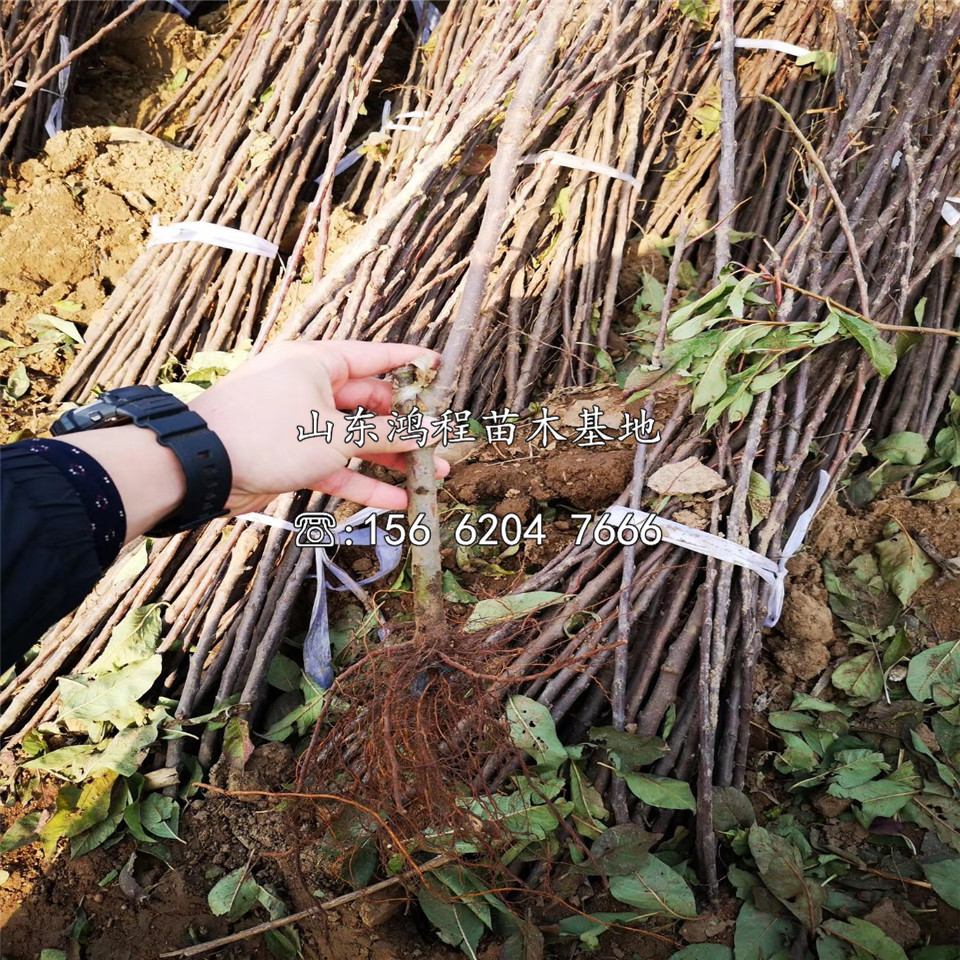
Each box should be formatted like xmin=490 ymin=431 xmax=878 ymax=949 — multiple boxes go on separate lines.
xmin=238 ymin=507 xmax=402 ymax=688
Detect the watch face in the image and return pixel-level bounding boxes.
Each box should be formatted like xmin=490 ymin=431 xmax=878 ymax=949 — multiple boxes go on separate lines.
xmin=87 ymin=411 xmax=128 ymax=427
xmin=50 ymin=402 xmax=131 ymax=436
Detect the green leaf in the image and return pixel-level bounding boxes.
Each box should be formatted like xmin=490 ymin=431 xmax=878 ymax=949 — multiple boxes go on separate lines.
xmin=906 ymin=641 xmax=960 ymax=704
xmin=267 ymin=653 xmax=301 ymax=692
xmin=38 ymin=772 xmax=118 ymax=858
xmin=875 ymin=526 xmax=935 ymax=606
xmin=0 ymin=811 xmax=41 ymax=854
xmin=829 ymin=749 xmax=889 ymax=789
xmin=796 ymin=49 xmax=837 ymax=76
xmin=748 ymin=824 xmax=824 ymax=928
xmin=569 ymin=761 xmax=607 ymax=838
xmin=123 ymin=800 xmax=153 ymax=844
xmin=21 ymin=731 xmax=145 ymax=782
xmin=256 ymin=883 xmax=288 ymax=921
xmin=835 ymin=775 xmax=917 ymax=822
xmin=713 ymin=786 xmax=757 ymax=830
xmin=691 ymin=326 xmax=771 ymax=411
xmin=871 ymin=432 xmax=928 ymax=465
xmin=910 ymin=480 xmax=957 ymax=501
xmin=822 ymin=557 xmax=901 ymax=635
xmin=748 ymin=471 xmax=772 ymax=530
xmin=419 ymin=886 xmax=484 ymax=954
xmin=820 ymin=919 xmax=907 ymax=960
xmin=769 ymin=711 xmax=814 ymax=732
xmin=589 ymin=727 xmax=669 ymax=773
xmin=836 ymin=312 xmax=896 ymax=378
xmin=505 ymin=696 xmax=567 ymax=773
xmin=920 ymin=858 xmax=960 ymax=909
xmin=678 ymin=0 xmax=717 ymax=27
xmin=347 ymin=843 xmax=377 ymax=889
xmin=774 ymin=733 xmax=819 ymax=773
xmin=208 ymin=867 xmax=260 ymax=921
xmin=831 ymin=653 xmax=884 ymax=703
xmin=51 ymin=299 xmax=83 ymax=313
xmin=29 ymin=313 xmax=85 ymax=344
xmin=139 ymin=793 xmax=180 ymax=841
xmin=264 ymin=926 xmax=300 ymax=960
xmin=465 ymin=592 xmax=567 ymax=632
xmin=595 ymin=348 xmax=616 ymax=381
xmin=72 ymin=776 xmax=131 ymax=857
xmin=3 ymin=361 xmax=30 ymax=401
xmin=671 ymin=947 xmax=733 ymax=960
xmin=57 ymin=655 xmax=162 ymax=728
xmin=223 ymin=716 xmax=255 ymax=769
xmin=667 ymin=279 xmax=736 ymax=339
xmin=934 ymin=423 xmax=960 ymax=466
xmin=579 ymin=824 xmax=655 ymax=877
xmin=261 ymin=683 xmax=326 ymax=741
xmin=558 ymin=912 xmax=643 ymax=950
xmin=442 ymin=570 xmax=478 ymax=604
xmin=170 ymin=67 xmax=188 ymax=90
xmin=608 ymin=855 xmax=697 ymax=918
xmin=733 ymin=901 xmax=794 ymax=960
xmin=88 ymin=604 xmax=164 ymax=674
xmin=622 ymin=772 xmax=696 ymax=811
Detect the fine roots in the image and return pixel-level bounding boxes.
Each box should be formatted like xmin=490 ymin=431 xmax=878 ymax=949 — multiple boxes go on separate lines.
xmin=279 ymin=618 xmax=581 ymax=888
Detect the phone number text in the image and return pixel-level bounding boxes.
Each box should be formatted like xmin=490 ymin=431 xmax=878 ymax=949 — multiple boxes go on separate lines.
xmin=294 ymin=511 xmax=662 ymax=548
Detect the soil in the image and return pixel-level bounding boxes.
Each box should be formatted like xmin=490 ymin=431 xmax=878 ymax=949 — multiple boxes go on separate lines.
xmin=761 ymin=484 xmax=960 ymax=690
xmin=0 ymin=126 xmax=191 ymax=440
xmin=69 ymin=9 xmax=229 ymax=137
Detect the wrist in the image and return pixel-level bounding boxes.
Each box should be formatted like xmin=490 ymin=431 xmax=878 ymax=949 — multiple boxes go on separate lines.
xmin=67 ymin=424 xmax=188 ymax=544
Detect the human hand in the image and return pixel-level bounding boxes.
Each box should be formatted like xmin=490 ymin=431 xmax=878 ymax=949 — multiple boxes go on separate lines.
xmin=189 ymin=340 xmax=450 ymax=516
xmin=64 ymin=340 xmax=450 ymax=543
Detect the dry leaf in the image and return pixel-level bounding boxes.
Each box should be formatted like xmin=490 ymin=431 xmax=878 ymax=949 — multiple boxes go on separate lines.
xmin=647 ymin=457 xmax=725 ymax=495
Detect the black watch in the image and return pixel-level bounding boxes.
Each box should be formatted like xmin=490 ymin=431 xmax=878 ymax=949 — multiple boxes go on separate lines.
xmin=51 ymin=385 xmax=232 ymax=537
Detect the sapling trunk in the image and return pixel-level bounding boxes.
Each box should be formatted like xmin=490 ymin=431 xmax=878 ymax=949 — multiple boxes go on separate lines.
xmin=392 ymin=363 xmax=446 ymax=640
xmin=395 ymin=4 xmax=565 ymax=642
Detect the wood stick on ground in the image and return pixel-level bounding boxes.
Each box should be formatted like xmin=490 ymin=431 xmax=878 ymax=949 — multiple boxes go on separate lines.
xmin=158 ymin=854 xmax=458 ymax=958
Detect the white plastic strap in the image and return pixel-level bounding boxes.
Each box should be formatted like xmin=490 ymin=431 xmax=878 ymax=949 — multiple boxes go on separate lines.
xmin=330 ymin=100 xmax=425 ymax=178
xmin=605 ymin=470 xmax=830 ymax=628
xmin=238 ymin=508 xmax=401 ymax=689
xmin=147 ymin=216 xmax=279 ymax=259
xmin=520 ymin=150 xmax=639 ymax=191
xmin=710 ymin=38 xmax=813 ymax=58
xmin=941 ymin=196 xmax=960 ymax=226
xmin=941 ymin=197 xmax=960 ymax=258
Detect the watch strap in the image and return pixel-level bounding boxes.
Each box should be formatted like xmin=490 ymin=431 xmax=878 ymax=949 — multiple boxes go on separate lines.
xmin=52 ymin=385 xmax=232 ymax=538
xmin=136 ymin=404 xmax=232 ymax=538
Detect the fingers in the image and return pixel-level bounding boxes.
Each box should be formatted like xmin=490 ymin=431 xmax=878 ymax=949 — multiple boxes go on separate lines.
xmin=315 ymin=340 xmax=441 ymax=389
xmin=361 ymin=452 xmax=451 ymax=477
xmin=312 ymin=468 xmax=409 ymax=511
xmin=333 ymin=377 xmax=394 ymax=414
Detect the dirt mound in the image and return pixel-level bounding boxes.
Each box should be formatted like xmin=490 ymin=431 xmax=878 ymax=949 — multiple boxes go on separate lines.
xmin=70 ymin=10 xmax=224 ymax=134
xmin=0 ymin=127 xmax=190 ymax=438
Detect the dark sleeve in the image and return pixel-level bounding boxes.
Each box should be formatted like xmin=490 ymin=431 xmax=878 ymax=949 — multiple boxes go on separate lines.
xmin=1 ymin=439 xmax=126 ymax=672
